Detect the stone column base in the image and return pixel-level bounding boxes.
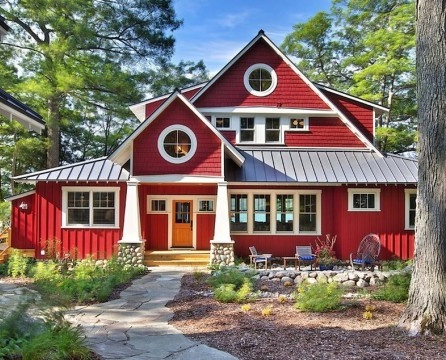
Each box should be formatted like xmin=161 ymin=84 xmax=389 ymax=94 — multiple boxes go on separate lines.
xmin=118 ymin=241 xmax=145 ymax=268
xmin=210 ymin=241 xmax=235 ymax=266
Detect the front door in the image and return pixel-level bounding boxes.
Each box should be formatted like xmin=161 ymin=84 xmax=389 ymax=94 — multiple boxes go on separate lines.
xmin=172 ymin=200 xmax=193 ymax=247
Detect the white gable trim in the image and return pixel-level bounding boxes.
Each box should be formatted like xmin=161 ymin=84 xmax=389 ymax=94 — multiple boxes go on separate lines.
xmin=109 ymin=91 xmax=245 ymax=167
xmin=191 ymin=31 xmax=382 ymax=156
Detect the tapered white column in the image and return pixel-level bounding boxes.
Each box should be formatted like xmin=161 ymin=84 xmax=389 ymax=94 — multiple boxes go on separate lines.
xmin=120 ymin=180 xmax=142 ymax=243
xmin=212 ymin=182 xmax=232 ymax=242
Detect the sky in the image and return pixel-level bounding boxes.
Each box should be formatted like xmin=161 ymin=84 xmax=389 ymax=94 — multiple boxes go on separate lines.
xmin=171 ymin=0 xmax=332 ymax=75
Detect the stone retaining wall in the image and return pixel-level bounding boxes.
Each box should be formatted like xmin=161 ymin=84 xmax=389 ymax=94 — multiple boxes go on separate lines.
xmin=257 ymin=268 xmax=407 ymax=288
xmin=118 ymin=243 xmax=144 ymax=269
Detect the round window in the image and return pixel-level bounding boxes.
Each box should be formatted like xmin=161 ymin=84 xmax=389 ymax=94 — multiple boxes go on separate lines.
xmin=244 ymin=63 xmax=277 ymax=97
xmin=158 ymin=125 xmax=197 ymax=164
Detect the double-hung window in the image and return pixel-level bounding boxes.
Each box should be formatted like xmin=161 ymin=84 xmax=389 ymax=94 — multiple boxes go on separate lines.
xmin=276 ymin=194 xmax=293 ymax=232
xmin=253 ymin=194 xmax=270 ymax=232
xmin=230 ymin=194 xmax=248 ymax=232
xmin=265 ymin=117 xmax=280 ymax=142
xmin=299 ymin=194 xmax=317 ymax=232
xmin=405 ymin=189 xmax=417 ymax=229
xmin=240 ymin=117 xmax=255 ymax=142
xmin=63 ymin=187 xmax=119 ymax=227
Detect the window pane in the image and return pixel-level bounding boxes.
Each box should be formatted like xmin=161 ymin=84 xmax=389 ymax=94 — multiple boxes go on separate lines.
xmin=68 ymin=209 xmax=89 ymax=225
xmin=409 ymin=194 xmax=416 ymax=227
xmin=353 ymin=193 xmax=375 ymax=209
xmin=299 ymin=194 xmax=317 ymax=232
xmin=93 ymin=209 xmax=115 ymax=225
xmin=276 ymin=194 xmax=293 ymax=232
xmin=290 ymin=118 xmax=305 ymax=129
xmin=216 ymin=117 xmax=230 ymax=128
xmin=253 ymin=195 xmax=270 ymax=231
xmin=230 ymin=194 xmax=248 ymax=231
xmin=299 ymin=214 xmax=316 ymax=231
xmin=164 ymin=130 xmax=191 ymax=158
xmin=199 ymin=200 xmax=214 ymax=212
xmin=249 ymin=68 xmax=272 ymax=91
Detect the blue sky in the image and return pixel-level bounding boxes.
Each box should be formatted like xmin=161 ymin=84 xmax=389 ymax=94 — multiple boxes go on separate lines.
xmin=172 ymin=0 xmax=332 ymax=74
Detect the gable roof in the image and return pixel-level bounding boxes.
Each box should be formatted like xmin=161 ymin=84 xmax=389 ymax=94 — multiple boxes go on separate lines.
xmin=109 ymin=91 xmax=245 ymax=167
xmin=13 ymin=157 xmax=129 ymax=183
xmin=227 ymin=148 xmax=417 ymax=185
xmin=190 ymin=30 xmax=382 ymax=155
xmin=0 ymin=88 xmax=45 ymax=134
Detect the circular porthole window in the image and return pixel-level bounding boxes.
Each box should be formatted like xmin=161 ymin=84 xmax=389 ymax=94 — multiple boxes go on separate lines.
xmin=243 ymin=63 xmax=277 ymax=97
xmin=157 ymin=125 xmax=197 ymax=164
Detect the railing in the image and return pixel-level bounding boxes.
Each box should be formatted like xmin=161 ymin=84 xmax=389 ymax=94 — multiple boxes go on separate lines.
xmin=0 ymin=227 xmax=11 ymax=255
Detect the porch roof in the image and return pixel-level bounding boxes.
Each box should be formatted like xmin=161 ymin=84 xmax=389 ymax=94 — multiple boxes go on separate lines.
xmin=14 ymin=157 xmax=130 ymax=183
xmin=226 ymin=148 xmax=418 ymax=184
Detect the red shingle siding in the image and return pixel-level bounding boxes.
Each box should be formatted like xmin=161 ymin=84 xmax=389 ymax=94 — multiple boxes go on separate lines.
xmin=284 ymin=117 xmax=366 ymax=148
xmin=322 ymin=90 xmax=375 ymax=142
xmin=134 ymin=98 xmax=222 ymax=176
xmin=194 ymin=39 xmax=330 ymax=109
xmin=219 ymin=130 xmax=236 ymax=145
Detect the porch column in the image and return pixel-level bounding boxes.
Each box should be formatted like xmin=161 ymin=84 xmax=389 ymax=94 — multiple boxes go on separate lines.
xmin=210 ymin=182 xmax=235 ymax=266
xmin=118 ymin=180 xmax=145 ymax=268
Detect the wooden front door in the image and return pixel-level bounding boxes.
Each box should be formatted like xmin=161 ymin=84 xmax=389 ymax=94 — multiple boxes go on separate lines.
xmin=172 ymin=200 xmax=193 ymax=247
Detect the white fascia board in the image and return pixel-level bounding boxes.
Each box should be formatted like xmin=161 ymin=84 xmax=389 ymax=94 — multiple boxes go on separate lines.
xmin=133 ymin=174 xmax=225 ymax=183
xmin=0 ymin=106 xmax=45 ymax=134
xmin=5 ymin=190 xmax=36 ymax=202
xmin=227 ymin=182 xmax=342 ymax=187
xmin=198 ymin=106 xmax=337 ymax=116
xmin=315 ymin=84 xmax=390 ymax=113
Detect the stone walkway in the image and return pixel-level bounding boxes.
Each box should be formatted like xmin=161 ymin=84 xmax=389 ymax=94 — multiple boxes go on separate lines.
xmin=1 ymin=268 xmax=237 ymax=360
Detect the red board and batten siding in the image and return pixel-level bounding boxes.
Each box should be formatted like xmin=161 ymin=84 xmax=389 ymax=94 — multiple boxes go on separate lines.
xmin=10 ymin=192 xmax=36 ymax=250
xmin=231 ymin=185 xmax=414 ymax=260
xmin=20 ymin=182 xmax=127 ymax=259
xmin=193 ymin=39 xmax=330 ymax=110
xmin=284 ymin=117 xmax=366 ymax=148
xmin=140 ymin=184 xmax=216 ymax=251
xmin=133 ymin=98 xmax=222 ymax=176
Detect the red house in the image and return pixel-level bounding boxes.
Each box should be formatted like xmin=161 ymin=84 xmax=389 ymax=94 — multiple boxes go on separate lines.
xmin=9 ymin=31 xmax=417 ymax=266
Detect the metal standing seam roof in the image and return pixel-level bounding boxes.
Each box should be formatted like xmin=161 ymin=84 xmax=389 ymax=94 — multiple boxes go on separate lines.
xmin=227 ymin=149 xmax=418 ymax=184
xmin=13 ymin=157 xmax=130 ymax=183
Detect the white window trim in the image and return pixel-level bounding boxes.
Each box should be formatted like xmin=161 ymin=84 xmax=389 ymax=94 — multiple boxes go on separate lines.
xmin=62 ymin=186 xmax=120 ymax=228
xmin=214 ymin=116 xmax=232 ymax=129
xmin=198 ymin=199 xmax=215 ymax=213
xmin=229 ymin=190 xmax=321 ymax=235
xmin=157 ymin=124 xmax=197 ymax=164
xmin=243 ymin=63 xmax=277 ymax=97
xmin=288 ymin=117 xmax=309 ymax=131
xmin=348 ymin=188 xmax=381 ymax=212
xmin=148 ymin=198 xmax=168 ymax=213
xmin=405 ymin=189 xmax=417 ymax=230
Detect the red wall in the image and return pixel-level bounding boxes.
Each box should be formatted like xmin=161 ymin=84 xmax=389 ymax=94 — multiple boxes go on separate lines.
xmin=284 ymin=117 xmax=366 ymax=148
xmin=16 ymin=182 xmax=127 ymax=260
xmin=231 ymin=185 xmax=415 ymax=261
xmin=322 ymin=90 xmax=375 ymax=143
xmin=193 ymin=39 xmax=330 ymax=110
xmin=133 ymin=98 xmax=222 ymax=176
xmin=10 ymin=193 xmax=36 ymax=251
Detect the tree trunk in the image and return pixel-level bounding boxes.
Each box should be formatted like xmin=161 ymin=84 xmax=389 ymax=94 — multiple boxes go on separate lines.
xmin=47 ymin=96 xmax=62 ymax=168
xmin=398 ymin=0 xmax=446 ymax=335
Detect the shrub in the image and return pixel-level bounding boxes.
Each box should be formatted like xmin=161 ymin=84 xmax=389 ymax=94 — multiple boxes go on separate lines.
xmin=372 ymin=273 xmax=411 ymax=303
xmin=381 ymin=259 xmax=412 ymax=271
xmin=241 ymin=304 xmax=251 ymax=312
xmin=261 ymin=306 xmax=273 ymax=317
xmin=207 ymin=266 xmax=255 ymax=290
xmin=207 ymin=267 xmax=256 ymax=303
xmin=8 ymin=249 xmax=29 ymax=277
xmin=294 ymin=281 xmax=344 ymax=312
xmin=214 ymin=284 xmax=237 ymax=303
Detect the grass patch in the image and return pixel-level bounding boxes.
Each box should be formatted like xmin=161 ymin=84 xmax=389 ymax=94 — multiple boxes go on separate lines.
xmin=372 ymin=273 xmax=411 ymax=303
xmin=294 ymin=281 xmax=344 ymax=312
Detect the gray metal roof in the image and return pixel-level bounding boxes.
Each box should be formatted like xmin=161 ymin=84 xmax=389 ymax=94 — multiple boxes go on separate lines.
xmin=14 ymin=157 xmax=130 ymax=183
xmin=227 ymin=149 xmax=418 ymax=184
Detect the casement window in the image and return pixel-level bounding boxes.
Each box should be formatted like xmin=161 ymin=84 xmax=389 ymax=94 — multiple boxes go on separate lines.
xmin=243 ymin=63 xmax=277 ymax=96
xmin=405 ymin=189 xmax=417 ymax=229
xmin=276 ymin=194 xmax=294 ymax=232
xmin=253 ymin=194 xmax=270 ymax=232
xmin=265 ymin=117 xmax=280 ymax=142
xmin=216 ymin=117 xmax=231 ymax=129
xmin=299 ymin=194 xmax=317 ymax=232
xmin=151 ymin=199 xmax=166 ymax=212
xmin=63 ymin=187 xmax=119 ymax=227
xmin=157 ymin=124 xmax=197 ymax=164
xmin=289 ymin=118 xmax=309 ymax=131
xmin=229 ymin=191 xmax=321 ymax=235
xmin=230 ymin=194 xmax=248 ymax=231
xmin=199 ymin=200 xmax=214 ymax=212
xmin=348 ymin=188 xmax=381 ymax=211
xmin=240 ymin=117 xmax=255 ymax=142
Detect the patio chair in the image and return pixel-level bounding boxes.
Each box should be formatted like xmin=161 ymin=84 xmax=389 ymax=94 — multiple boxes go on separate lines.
xmin=295 ymin=245 xmax=317 ymax=270
xmin=249 ymin=246 xmax=271 ymax=269
xmin=350 ymin=234 xmax=381 ymax=271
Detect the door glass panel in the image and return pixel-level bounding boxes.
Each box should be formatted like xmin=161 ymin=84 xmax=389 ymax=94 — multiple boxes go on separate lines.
xmin=175 ymin=202 xmax=191 ymax=223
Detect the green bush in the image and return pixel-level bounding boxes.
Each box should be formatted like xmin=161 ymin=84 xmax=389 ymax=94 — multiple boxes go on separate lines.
xmin=8 ymin=249 xmax=29 ymax=277
xmin=214 ymin=283 xmax=238 ymax=303
xmin=208 ymin=267 xmax=256 ymax=303
xmin=207 ymin=266 xmax=255 ymax=290
xmin=381 ymin=259 xmax=412 ymax=271
xmin=294 ymin=281 xmax=344 ymax=312
xmin=372 ymin=273 xmax=411 ymax=303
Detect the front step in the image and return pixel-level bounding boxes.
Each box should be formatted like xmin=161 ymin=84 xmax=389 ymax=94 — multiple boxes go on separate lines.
xmin=144 ymin=250 xmax=210 ymax=267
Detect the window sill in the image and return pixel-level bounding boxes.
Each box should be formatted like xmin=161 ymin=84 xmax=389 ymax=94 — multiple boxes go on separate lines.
xmin=62 ymin=225 xmax=120 ymax=229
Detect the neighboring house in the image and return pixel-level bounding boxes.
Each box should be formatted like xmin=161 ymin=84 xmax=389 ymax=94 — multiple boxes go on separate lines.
xmin=9 ymin=31 xmax=417 ymax=265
